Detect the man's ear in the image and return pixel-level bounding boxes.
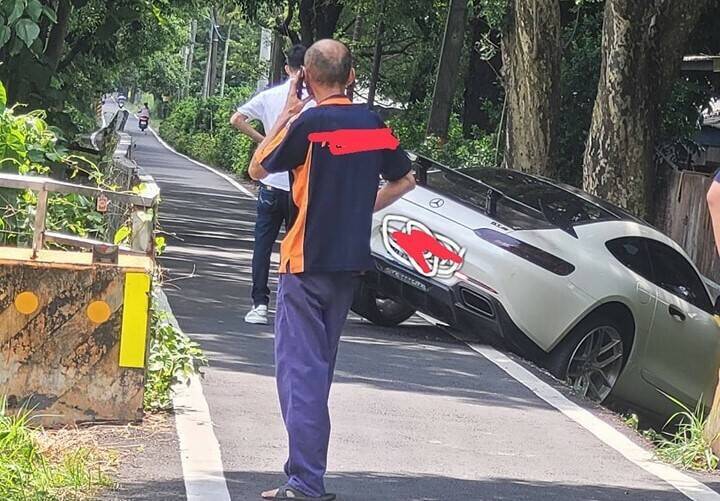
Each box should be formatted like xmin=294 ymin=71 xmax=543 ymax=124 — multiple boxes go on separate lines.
xmin=347 ymin=68 xmax=356 ymax=88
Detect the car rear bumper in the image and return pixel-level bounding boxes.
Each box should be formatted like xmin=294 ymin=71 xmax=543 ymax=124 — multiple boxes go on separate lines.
xmin=364 ymin=255 xmax=541 ymax=354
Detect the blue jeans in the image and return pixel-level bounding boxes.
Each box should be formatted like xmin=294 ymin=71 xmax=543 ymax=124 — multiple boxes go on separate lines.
xmin=251 ymin=186 xmax=290 ymax=306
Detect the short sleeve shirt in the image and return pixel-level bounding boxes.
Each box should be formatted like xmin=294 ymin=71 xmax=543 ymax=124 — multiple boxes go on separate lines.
xmin=255 ymin=96 xmax=412 ymax=273
xmin=238 ymin=80 xmax=314 ymax=191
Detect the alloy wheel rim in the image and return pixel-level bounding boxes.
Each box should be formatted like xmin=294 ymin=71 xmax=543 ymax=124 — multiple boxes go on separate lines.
xmin=565 ymin=326 xmax=623 ymax=403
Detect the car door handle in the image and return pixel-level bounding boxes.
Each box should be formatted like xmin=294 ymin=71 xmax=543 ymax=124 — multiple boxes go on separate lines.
xmin=668 ymin=304 xmax=686 ymax=322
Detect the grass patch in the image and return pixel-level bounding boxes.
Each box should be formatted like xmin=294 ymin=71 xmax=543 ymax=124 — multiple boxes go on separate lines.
xmin=654 ymin=394 xmax=718 ymax=471
xmin=0 ymin=398 xmax=114 ymax=500
xmin=623 ymin=394 xmax=719 ymax=471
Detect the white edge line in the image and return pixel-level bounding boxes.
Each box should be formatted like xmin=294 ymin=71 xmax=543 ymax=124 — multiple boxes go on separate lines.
xmin=156 ymin=288 xmax=232 ymax=501
xmin=458 ymin=334 xmax=720 ymax=501
xmin=144 ymin=120 xmax=256 ymax=199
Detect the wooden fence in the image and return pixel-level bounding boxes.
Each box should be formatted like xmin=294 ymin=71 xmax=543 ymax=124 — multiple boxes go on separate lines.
xmin=657 ymin=169 xmax=720 ymax=282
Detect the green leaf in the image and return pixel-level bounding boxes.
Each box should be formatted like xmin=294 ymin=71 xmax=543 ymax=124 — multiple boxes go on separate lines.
xmin=6 ymin=0 xmax=24 ymax=24
xmin=0 ymin=24 xmax=11 ymax=50
xmin=25 ymin=0 xmax=42 ymax=22
xmin=0 ymin=81 xmax=6 ymax=109
xmin=14 ymin=18 xmax=39 ymax=48
xmin=41 ymin=5 xmax=56 ymax=23
xmin=114 ymin=226 xmax=131 ymax=244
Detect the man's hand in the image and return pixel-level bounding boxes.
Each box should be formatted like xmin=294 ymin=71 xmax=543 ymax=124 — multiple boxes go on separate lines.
xmin=374 ymin=172 xmax=416 ymax=212
xmin=707 ymin=181 xmax=720 ymax=256
xmin=282 ymin=76 xmax=312 ymax=120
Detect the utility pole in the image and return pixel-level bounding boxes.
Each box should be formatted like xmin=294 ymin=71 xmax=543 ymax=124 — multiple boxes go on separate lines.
xmin=426 ymin=0 xmax=468 ymax=138
xmin=366 ymin=0 xmax=387 ymax=108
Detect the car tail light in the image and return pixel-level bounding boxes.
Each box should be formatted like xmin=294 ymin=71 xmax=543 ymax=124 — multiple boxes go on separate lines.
xmin=474 ymin=228 xmax=575 ymax=276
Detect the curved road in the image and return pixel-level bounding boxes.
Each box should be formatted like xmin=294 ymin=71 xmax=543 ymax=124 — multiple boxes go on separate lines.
xmin=116 ymin=106 xmax=720 ymax=500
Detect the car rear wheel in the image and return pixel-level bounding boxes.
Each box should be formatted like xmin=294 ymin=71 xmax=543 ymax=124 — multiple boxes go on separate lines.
xmin=547 ymin=313 xmax=627 ymax=404
xmin=351 ymin=282 xmax=416 ymax=327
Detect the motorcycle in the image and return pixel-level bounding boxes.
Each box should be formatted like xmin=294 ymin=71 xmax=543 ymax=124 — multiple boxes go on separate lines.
xmin=138 ymin=116 xmax=149 ymax=133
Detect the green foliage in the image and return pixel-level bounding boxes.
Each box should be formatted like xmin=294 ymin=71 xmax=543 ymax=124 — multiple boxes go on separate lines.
xmin=0 ymin=397 xmax=111 ymax=500
xmin=0 ymin=82 xmax=111 ymax=246
xmin=388 ymin=105 xmax=498 ymax=168
xmin=557 ymin=4 xmax=603 ymax=186
xmin=0 ymin=0 xmax=56 ymax=55
xmin=654 ymin=393 xmax=718 ymax=471
xmin=159 ymin=86 xmax=257 ymax=175
xmin=144 ymin=299 xmax=208 ymax=412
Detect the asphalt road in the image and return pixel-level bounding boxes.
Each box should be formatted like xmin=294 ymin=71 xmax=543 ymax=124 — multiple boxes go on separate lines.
xmin=119 ymin=108 xmax=717 ymax=500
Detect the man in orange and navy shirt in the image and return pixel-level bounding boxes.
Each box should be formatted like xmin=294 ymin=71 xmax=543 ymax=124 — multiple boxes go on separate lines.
xmin=249 ymin=39 xmax=415 ymax=501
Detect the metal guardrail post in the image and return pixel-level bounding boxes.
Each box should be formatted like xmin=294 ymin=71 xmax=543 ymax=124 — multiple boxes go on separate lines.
xmin=32 ymin=189 xmax=48 ymax=259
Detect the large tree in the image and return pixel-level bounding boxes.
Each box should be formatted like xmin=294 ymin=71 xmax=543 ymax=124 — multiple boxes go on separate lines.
xmin=582 ymin=0 xmax=711 ymax=219
xmin=502 ymin=0 xmax=561 ymax=177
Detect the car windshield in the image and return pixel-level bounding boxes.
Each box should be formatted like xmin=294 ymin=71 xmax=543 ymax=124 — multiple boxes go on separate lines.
xmin=424 ymin=166 xmax=619 ymax=231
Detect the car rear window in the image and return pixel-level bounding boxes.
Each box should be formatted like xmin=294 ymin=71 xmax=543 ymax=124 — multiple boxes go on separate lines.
xmin=424 ymin=166 xmax=618 ymax=231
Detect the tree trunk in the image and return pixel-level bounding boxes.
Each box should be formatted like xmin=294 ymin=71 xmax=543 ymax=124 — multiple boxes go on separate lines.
xmin=220 ymin=23 xmax=232 ymax=98
xmin=426 ymin=0 xmax=468 ymax=139
xmin=269 ymin=30 xmax=286 ymax=84
xmin=314 ymin=0 xmax=343 ymax=40
xmin=582 ymin=0 xmax=709 ymax=219
xmin=299 ymin=0 xmax=315 ymax=45
xmin=208 ymin=7 xmax=220 ymax=97
xmin=45 ymin=0 xmax=72 ymax=71
xmin=367 ymin=0 xmax=387 ymax=108
xmin=502 ymin=0 xmax=561 ymax=177
xmin=462 ymin=15 xmax=502 ymax=136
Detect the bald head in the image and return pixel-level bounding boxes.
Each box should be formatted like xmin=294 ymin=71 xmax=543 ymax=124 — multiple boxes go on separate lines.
xmin=305 ymin=39 xmax=353 ymax=87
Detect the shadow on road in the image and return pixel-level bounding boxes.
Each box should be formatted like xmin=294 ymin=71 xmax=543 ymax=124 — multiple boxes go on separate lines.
xmin=114 ymin=471 xmax=687 ymax=501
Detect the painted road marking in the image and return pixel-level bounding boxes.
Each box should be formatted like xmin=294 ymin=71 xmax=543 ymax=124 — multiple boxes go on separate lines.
xmin=146 ymin=123 xmax=255 ymax=198
xmin=460 ymin=336 xmax=720 ymax=501
xmin=174 ymin=373 xmax=232 ymax=501
xmin=155 ymin=288 xmax=232 ymax=501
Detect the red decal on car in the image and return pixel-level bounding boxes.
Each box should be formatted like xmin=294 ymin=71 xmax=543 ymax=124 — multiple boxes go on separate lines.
xmin=308 ymin=128 xmax=400 ymax=155
xmin=391 ymin=229 xmax=464 ymax=274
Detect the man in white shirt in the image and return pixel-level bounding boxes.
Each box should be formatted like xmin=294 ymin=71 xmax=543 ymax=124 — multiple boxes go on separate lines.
xmin=231 ymin=44 xmax=314 ymax=325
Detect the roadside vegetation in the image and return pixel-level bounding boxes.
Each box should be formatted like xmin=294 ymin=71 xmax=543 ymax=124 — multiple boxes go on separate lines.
xmin=624 ymin=394 xmax=719 ymax=472
xmin=0 ymin=398 xmax=113 ymax=501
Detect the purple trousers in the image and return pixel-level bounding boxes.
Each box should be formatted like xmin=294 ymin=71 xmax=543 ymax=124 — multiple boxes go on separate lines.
xmin=275 ymin=272 xmax=356 ymax=497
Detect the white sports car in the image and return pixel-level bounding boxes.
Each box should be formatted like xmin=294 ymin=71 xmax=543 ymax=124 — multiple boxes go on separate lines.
xmin=352 ymin=155 xmax=720 ymax=419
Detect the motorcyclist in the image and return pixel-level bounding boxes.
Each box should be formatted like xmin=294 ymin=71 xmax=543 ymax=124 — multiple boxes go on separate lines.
xmin=138 ymin=103 xmax=151 ymax=120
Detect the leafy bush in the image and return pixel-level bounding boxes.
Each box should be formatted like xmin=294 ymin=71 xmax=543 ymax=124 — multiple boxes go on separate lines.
xmin=144 ymin=297 xmax=208 ymax=412
xmin=159 ymin=86 xmax=257 ymax=176
xmin=388 ymin=105 xmax=498 ymax=168
xmin=0 ymin=81 xmax=111 ymax=246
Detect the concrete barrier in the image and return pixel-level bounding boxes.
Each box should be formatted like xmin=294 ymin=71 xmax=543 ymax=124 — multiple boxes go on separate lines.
xmin=0 ymin=248 xmax=153 ymax=426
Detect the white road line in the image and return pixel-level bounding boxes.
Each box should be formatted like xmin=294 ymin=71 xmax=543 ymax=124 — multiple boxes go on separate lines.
xmin=461 ymin=338 xmax=720 ymax=501
xmin=173 ymin=374 xmax=232 ymax=501
xmin=146 ymin=123 xmax=256 ymax=198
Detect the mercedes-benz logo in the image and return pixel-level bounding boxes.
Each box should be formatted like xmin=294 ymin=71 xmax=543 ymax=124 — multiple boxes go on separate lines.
xmin=429 ymin=198 xmax=444 ymax=208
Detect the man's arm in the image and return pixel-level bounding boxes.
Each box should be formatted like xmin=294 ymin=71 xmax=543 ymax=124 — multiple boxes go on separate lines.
xmin=707 ymin=180 xmax=720 ymax=255
xmin=230 ymin=112 xmax=265 ymax=144
xmin=374 ymin=172 xmax=416 ymax=212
